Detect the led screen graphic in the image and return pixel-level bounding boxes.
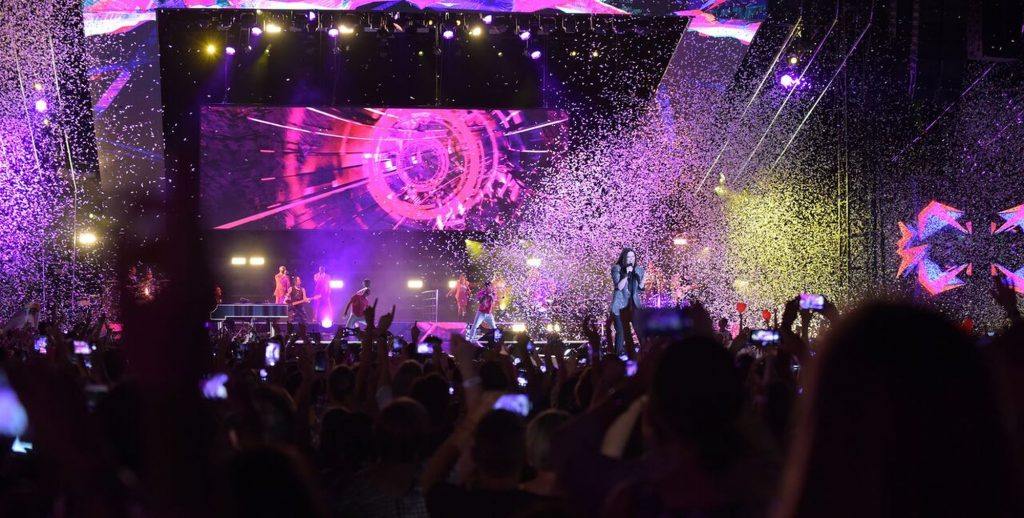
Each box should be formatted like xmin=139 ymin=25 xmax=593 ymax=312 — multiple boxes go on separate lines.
xmin=897 ymin=200 xmax=1024 ymax=295
xmin=200 ymin=106 xmax=568 ymax=231
xmin=84 ymin=1 xmax=765 ymax=41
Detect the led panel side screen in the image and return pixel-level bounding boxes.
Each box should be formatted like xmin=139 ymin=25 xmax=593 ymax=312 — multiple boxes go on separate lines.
xmin=200 ymin=105 xmax=569 ymax=231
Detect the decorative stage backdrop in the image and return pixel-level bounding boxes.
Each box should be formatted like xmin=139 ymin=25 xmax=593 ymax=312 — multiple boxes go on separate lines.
xmin=200 ymin=106 xmax=569 ymax=231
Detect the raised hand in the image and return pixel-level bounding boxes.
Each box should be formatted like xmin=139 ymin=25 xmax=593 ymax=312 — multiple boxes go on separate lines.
xmin=378 ymin=305 xmax=396 ymax=334
xmin=992 ymin=274 xmax=1022 ymax=322
xmin=365 ymin=299 xmax=378 ymax=333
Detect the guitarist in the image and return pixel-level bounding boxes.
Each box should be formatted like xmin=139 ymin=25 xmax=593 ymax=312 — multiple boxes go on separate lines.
xmin=288 ymin=276 xmax=312 ymax=323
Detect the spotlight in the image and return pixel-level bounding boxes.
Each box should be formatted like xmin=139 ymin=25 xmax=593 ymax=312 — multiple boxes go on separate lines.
xmin=248 ymin=256 xmax=265 ymax=266
xmin=338 ymin=25 xmax=355 ymax=35
xmin=230 ymin=257 xmax=247 ymax=266
xmin=469 ymin=25 xmax=483 ymax=37
xmin=328 ymin=27 xmax=339 ymax=37
xmin=789 ymin=56 xmax=798 ymax=64
xmin=591 ymin=50 xmax=600 ymax=58
xmin=78 ymin=232 xmax=98 ymax=246
xmin=266 ymin=23 xmax=282 ymax=34
xmin=251 ymin=26 xmax=263 ymax=36
xmin=529 ymin=50 xmax=541 ymax=60
xmin=307 ymin=11 xmax=316 ymax=21
xmin=511 ymin=323 xmax=527 ymax=333
xmin=482 ymin=14 xmax=493 ymax=24
xmin=442 ymin=29 xmax=455 ymax=39
xmin=448 ymin=280 xmax=458 ymax=289
xmin=407 ymin=279 xmax=424 ymax=289
xmin=321 ymin=318 xmax=333 ymax=329
xmin=32 ymin=82 xmax=42 ymax=91
xmin=417 ymin=50 xmax=424 ymax=56
xmin=328 ymin=279 xmax=344 ymax=289
xmin=526 ymin=257 xmax=542 ymax=266
xmin=518 ymin=29 xmax=531 ymax=40
xmin=569 ymin=50 xmax=578 ymax=57
xmin=34 ymin=99 xmax=47 ymax=113
xmin=206 ymin=44 xmax=217 ymax=54
xmin=225 ymin=46 xmax=236 ymax=55
xmin=779 ymin=74 xmax=798 ymax=88
xmin=672 ymin=237 xmax=688 ymax=246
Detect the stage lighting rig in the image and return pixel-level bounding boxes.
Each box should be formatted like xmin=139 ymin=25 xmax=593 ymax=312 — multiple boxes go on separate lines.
xmin=538 ymin=16 xmax=557 ymax=36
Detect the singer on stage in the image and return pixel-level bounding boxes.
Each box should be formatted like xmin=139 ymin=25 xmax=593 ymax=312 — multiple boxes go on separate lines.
xmin=610 ymin=247 xmax=645 ymax=355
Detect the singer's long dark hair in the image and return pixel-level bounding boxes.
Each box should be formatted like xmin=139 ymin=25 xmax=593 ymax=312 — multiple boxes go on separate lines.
xmin=616 ymin=248 xmax=637 ymax=270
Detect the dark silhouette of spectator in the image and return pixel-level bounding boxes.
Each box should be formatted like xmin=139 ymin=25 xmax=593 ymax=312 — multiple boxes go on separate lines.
xmin=776 ymin=302 xmax=1020 ymax=518
xmin=427 ymin=410 xmax=560 ymax=517
xmin=333 ymin=398 xmax=430 ymax=517
xmin=522 ymin=410 xmax=571 ymax=497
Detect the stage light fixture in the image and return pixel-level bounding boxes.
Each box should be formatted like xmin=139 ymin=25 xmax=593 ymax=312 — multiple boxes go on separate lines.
xmin=251 ymin=26 xmax=263 ymax=36
xmin=442 ymin=29 xmax=455 ymax=39
xmin=225 ymin=46 xmax=236 ymax=55
xmin=529 ymin=50 xmax=541 ymax=60
xmin=469 ymin=25 xmax=483 ymax=37
xmin=672 ymin=237 xmax=688 ymax=246
xmin=591 ymin=50 xmax=600 ymax=58
xmin=266 ymin=23 xmax=282 ymax=34
xmin=328 ymin=27 xmax=339 ymax=37
xmin=34 ymin=99 xmax=47 ymax=113
xmin=789 ymin=56 xmax=798 ymax=64
xmin=779 ymin=74 xmax=799 ymax=88
xmin=526 ymin=257 xmax=542 ymax=266
xmin=338 ymin=25 xmax=355 ymax=35
xmin=329 ymin=279 xmax=344 ymax=289
xmin=307 ymin=11 xmax=316 ymax=21
xmin=511 ymin=323 xmax=527 ymax=333
xmin=482 ymin=14 xmax=493 ymax=24
xmin=230 ymin=257 xmax=247 ymax=266
xmin=205 ymin=44 xmax=217 ymax=54
xmin=32 ymin=82 xmax=42 ymax=91
xmin=448 ymin=280 xmax=458 ymax=289
xmin=569 ymin=50 xmax=578 ymax=57
xmin=78 ymin=231 xmax=98 ymax=246
xmin=407 ymin=279 xmax=424 ymax=289
xmin=518 ymin=29 xmax=531 ymax=40
xmin=417 ymin=50 xmax=425 ymax=56
xmin=321 ymin=318 xmax=333 ymax=329
xmin=249 ymin=256 xmax=265 ymax=266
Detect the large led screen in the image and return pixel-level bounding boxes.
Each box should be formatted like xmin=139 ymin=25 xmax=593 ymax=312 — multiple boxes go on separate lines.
xmin=200 ymin=105 xmax=569 ymax=231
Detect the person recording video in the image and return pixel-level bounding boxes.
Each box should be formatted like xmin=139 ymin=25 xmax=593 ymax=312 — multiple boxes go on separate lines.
xmin=610 ymin=247 xmax=645 ymax=355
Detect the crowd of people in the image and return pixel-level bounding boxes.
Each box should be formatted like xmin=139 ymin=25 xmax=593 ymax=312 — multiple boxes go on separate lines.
xmin=0 ymin=275 xmax=1022 ymax=517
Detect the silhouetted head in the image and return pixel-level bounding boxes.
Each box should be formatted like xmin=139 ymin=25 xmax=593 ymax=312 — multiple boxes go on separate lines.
xmin=472 ymin=410 xmax=527 ymax=481
xmin=778 ymin=301 xmax=1018 ymax=518
xmin=646 ymin=336 xmax=744 ymax=469
xmin=526 ymin=410 xmax=571 ymax=471
xmin=373 ymin=398 xmax=429 ymax=464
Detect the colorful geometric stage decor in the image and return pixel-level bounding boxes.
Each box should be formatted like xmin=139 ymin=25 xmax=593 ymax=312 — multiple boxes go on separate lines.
xmin=897 ymin=201 xmax=1024 ymax=295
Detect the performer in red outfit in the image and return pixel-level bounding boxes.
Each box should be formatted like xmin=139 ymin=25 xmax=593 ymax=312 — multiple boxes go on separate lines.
xmin=468 ymin=280 xmax=497 ymax=340
xmin=344 ymin=279 xmax=371 ymax=329
xmin=448 ymin=274 xmax=471 ymax=317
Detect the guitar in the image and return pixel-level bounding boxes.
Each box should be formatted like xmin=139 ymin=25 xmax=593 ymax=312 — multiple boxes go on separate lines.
xmin=288 ymin=294 xmax=321 ymax=306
